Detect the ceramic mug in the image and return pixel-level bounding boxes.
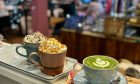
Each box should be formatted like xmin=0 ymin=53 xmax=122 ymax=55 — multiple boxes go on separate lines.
xmin=29 ymin=50 xmax=67 ymax=76
xmin=16 ymin=42 xmax=40 ymax=63
xmin=83 ymin=55 xmax=119 ymax=84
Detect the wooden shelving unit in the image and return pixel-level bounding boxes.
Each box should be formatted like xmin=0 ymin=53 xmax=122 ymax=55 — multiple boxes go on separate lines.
xmin=127 ymin=22 xmax=140 ymax=28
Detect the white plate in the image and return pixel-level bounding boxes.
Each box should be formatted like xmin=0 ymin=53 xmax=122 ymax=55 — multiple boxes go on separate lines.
xmin=0 ymin=44 xmax=77 ymax=83
xmin=74 ymin=70 xmax=127 ymax=84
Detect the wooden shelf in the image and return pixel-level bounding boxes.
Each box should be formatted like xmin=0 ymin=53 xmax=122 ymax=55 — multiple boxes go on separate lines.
xmin=127 ymin=22 xmax=140 ymax=27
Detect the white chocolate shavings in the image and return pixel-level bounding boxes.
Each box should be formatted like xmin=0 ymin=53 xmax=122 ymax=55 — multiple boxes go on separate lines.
xmin=23 ymin=32 xmax=47 ymax=44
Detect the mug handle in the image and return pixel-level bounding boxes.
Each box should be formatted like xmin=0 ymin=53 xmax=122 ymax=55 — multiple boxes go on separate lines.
xmin=16 ymin=45 xmax=27 ymax=57
xmin=29 ymin=52 xmax=41 ymax=66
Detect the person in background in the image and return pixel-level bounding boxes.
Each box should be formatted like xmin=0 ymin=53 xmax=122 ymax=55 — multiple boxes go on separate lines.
xmin=98 ymin=0 xmax=106 ymax=8
xmin=83 ymin=1 xmax=105 ymax=32
xmin=105 ymin=0 xmax=112 ymax=15
xmin=57 ymin=0 xmax=77 ymax=17
xmin=84 ymin=1 xmax=104 ymax=25
xmin=137 ymin=1 xmax=140 ymax=9
xmin=126 ymin=0 xmax=140 ymax=17
xmin=52 ymin=0 xmax=77 ymax=35
xmin=0 ymin=0 xmax=11 ymax=35
xmin=0 ymin=0 xmax=9 ymax=17
xmin=48 ymin=0 xmax=55 ymax=17
xmin=4 ymin=0 xmax=24 ymax=29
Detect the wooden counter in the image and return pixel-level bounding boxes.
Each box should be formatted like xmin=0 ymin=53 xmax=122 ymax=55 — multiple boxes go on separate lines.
xmin=60 ymin=29 xmax=140 ymax=64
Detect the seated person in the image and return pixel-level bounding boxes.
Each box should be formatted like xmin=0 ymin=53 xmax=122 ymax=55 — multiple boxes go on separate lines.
xmin=4 ymin=0 xmax=24 ymax=29
xmin=57 ymin=0 xmax=76 ymax=17
xmin=52 ymin=0 xmax=77 ymax=35
xmin=0 ymin=0 xmax=9 ymax=17
xmin=64 ymin=4 xmax=87 ymax=31
xmin=0 ymin=0 xmax=10 ymax=35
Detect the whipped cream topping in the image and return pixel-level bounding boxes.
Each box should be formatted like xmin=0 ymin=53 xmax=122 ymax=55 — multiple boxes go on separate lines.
xmin=23 ymin=32 xmax=47 ymax=44
xmin=39 ymin=38 xmax=67 ymax=54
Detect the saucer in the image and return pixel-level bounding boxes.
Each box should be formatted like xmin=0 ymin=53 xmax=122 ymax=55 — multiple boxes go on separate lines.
xmin=74 ymin=70 xmax=127 ymax=84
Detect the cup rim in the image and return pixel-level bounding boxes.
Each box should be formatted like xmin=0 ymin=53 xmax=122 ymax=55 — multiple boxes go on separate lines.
xmin=83 ymin=55 xmax=119 ymax=70
xmin=24 ymin=41 xmax=40 ymax=45
xmin=39 ymin=49 xmax=67 ymax=55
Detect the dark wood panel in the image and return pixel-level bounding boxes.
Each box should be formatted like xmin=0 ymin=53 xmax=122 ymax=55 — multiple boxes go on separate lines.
xmin=60 ymin=30 xmax=77 ymax=59
xmin=104 ymin=39 xmax=118 ymax=58
xmin=119 ymin=42 xmax=138 ymax=64
xmin=77 ymin=34 xmax=99 ymax=63
xmin=136 ymin=45 xmax=140 ymax=64
xmin=60 ymin=29 xmax=140 ymax=64
xmin=97 ymin=38 xmax=106 ymax=55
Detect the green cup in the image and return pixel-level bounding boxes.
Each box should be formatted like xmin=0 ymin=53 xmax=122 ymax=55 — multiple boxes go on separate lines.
xmin=83 ymin=55 xmax=119 ymax=84
xmin=16 ymin=42 xmax=40 ymax=63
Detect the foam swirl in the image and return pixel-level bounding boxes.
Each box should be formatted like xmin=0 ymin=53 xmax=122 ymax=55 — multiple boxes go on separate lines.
xmin=84 ymin=56 xmax=118 ymax=69
xmin=92 ymin=58 xmax=110 ymax=68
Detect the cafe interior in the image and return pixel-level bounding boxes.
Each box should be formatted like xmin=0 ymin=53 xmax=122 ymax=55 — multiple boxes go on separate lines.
xmin=0 ymin=0 xmax=140 ymax=84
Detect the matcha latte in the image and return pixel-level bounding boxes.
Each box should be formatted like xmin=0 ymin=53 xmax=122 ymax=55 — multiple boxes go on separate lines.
xmin=83 ymin=56 xmax=118 ymax=69
xmin=83 ymin=55 xmax=119 ymax=84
